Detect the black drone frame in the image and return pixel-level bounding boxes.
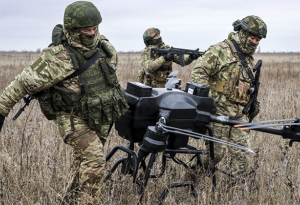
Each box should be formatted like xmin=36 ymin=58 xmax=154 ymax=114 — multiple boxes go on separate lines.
xmin=103 ymin=77 xmax=300 ymax=204
xmin=12 ymin=71 xmax=300 ymax=204
xmin=104 ymin=120 xmax=216 ymax=204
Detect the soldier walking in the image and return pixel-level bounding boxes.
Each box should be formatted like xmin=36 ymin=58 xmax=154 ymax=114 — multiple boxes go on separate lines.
xmin=191 ymin=16 xmax=267 ymax=188
xmin=0 ymin=1 xmax=128 ymax=204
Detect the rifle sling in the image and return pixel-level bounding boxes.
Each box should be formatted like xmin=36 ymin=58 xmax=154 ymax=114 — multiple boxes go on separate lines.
xmin=65 ymin=41 xmax=102 ymax=80
xmin=231 ymin=40 xmax=255 ymax=82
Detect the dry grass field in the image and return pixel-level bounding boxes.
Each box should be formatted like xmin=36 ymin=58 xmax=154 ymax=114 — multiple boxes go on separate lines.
xmin=0 ymin=51 xmax=300 ymax=204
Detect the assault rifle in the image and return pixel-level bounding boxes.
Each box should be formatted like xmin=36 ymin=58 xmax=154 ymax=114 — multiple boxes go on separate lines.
xmin=12 ymin=90 xmax=44 ymax=120
xmin=242 ymin=60 xmax=262 ymax=121
xmin=150 ymin=47 xmax=205 ymax=67
xmin=12 ymin=95 xmax=36 ymax=120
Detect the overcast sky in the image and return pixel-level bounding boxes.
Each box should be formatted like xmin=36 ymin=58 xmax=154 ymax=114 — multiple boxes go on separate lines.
xmin=1 ymin=0 xmax=299 ymax=52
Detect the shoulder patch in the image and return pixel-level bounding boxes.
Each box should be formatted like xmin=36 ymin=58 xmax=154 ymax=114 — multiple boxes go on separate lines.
xmin=51 ymin=44 xmax=65 ymax=55
xmin=100 ymin=35 xmax=109 ymax=41
xmin=207 ymin=54 xmax=217 ymax=64
xmin=30 ymin=56 xmax=47 ymax=74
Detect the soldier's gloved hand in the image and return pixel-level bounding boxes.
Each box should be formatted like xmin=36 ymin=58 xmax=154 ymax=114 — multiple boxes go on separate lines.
xmin=189 ymin=54 xmax=199 ymax=60
xmin=163 ymin=53 xmax=174 ymax=61
xmin=0 ymin=114 xmax=5 ymax=132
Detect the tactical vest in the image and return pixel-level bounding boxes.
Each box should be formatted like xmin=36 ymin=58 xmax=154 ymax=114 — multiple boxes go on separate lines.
xmin=38 ymin=25 xmax=128 ymax=132
xmin=207 ymin=41 xmax=252 ymax=105
xmin=144 ymin=45 xmax=173 ymax=88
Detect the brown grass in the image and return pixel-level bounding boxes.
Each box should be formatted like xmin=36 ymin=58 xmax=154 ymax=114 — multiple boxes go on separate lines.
xmin=0 ymin=52 xmax=300 ymax=204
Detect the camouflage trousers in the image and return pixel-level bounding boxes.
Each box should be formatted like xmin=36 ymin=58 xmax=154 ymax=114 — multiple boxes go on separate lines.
xmin=207 ymin=119 xmax=250 ymax=177
xmin=55 ymin=111 xmax=110 ymax=204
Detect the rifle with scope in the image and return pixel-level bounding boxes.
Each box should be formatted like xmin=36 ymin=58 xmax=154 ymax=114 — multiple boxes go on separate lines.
xmin=150 ymin=47 xmax=205 ymax=67
xmin=104 ymin=71 xmax=300 ymax=204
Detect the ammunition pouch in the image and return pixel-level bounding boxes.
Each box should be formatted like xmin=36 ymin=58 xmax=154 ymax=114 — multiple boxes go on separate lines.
xmin=208 ymin=77 xmax=251 ymax=105
xmin=208 ymin=78 xmax=225 ymax=93
xmin=37 ymin=85 xmax=83 ymax=120
xmin=154 ymin=65 xmax=172 ymax=83
xmin=100 ymin=60 xmax=118 ymax=85
xmin=81 ymin=84 xmax=129 ymax=132
xmin=37 ymin=90 xmax=57 ymax=120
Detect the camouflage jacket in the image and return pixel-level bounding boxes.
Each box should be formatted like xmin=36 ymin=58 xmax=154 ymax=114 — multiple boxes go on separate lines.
xmin=141 ymin=43 xmax=193 ymax=88
xmin=0 ymin=35 xmax=118 ymax=117
xmin=191 ymin=33 xmax=255 ymax=119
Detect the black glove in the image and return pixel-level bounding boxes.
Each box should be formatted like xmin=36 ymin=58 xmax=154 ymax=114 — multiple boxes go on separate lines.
xmin=163 ymin=53 xmax=174 ymax=61
xmin=189 ymin=54 xmax=199 ymax=60
xmin=0 ymin=114 xmax=5 ymax=132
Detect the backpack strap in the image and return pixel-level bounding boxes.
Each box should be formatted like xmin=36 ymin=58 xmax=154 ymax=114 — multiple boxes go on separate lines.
xmin=231 ymin=40 xmax=255 ymax=82
xmin=65 ymin=41 xmax=101 ymax=80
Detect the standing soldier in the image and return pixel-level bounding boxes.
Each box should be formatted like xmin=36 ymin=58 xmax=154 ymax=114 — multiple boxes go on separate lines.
xmin=191 ymin=16 xmax=267 ymax=187
xmin=139 ymin=28 xmax=198 ymax=88
xmin=0 ymin=1 xmax=128 ymax=204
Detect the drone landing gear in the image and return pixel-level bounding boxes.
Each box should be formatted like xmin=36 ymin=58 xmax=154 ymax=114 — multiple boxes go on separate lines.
xmin=105 ymin=141 xmax=215 ymax=204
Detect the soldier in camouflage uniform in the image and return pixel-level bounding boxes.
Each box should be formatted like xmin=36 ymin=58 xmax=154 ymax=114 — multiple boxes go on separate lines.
xmin=139 ymin=28 xmax=198 ymax=88
xmin=191 ymin=16 xmax=267 ymax=184
xmin=0 ymin=1 xmax=128 ymax=204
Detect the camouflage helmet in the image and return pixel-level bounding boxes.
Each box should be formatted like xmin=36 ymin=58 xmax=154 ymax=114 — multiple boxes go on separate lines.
xmin=143 ymin=27 xmax=160 ymax=46
xmin=64 ymin=1 xmax=102 ymax=30
xmin=232 ymin=15 xmax=267 ymax=38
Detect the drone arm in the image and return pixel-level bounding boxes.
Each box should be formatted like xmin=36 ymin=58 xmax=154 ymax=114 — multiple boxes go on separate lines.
xmin=209 ymin=115 xmax=300 ymax=146
xmin=209 ymin=115 xmax=284 ymax=136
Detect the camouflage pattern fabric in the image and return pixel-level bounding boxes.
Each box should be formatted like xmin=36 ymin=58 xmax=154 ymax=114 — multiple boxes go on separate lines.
xmin=64 ymin=1 xmax=102 ymax=30
xmin=66 ymin=26 xmax=100 ymax=48
xmin=143 ymin=27 xmax=160 ymax=40
xmin=191 ymin=31 xmax=257 ymax=178
xmin=0 ymin=30 xmax=121 ymax=203
xmin=143 ymin=27 xmax=161 ymax=46
xmin=141 ymin=43 xmax=193 ymax=88
xmin=192 ymin=32 xmax=254 ymax=105
xmin=0 ymin=44 xmax=75 ymax=117
xmin=232 ymin=15 xmax=267 ymax=55
xmin=55 ymin=111 xmax=109 ymax=204
xmin=231 ymin=30 xmax=258 ymax=55
xmin=0 ymin=32 xmax=116 ymax=116
xmin=240 ymin=15 xmax=267 ymax=38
